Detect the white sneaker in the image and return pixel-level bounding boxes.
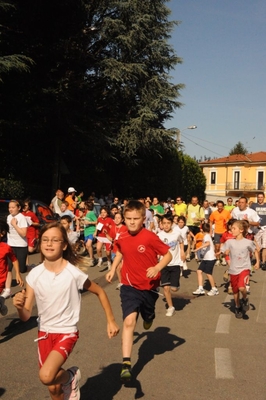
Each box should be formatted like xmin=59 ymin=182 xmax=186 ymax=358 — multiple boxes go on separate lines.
xmin=62 ymin=366 xmax=81 ymax=400
xmin=97 ymin=258 xmax=102 ymax=267
xmin=221 ymin=258 xmax=227 ymax=266
xmin=207 ymin=288 xmax=219 ymax=296
xmin=215 ymin=260 xmax=220 ymax=266
xmin=183 ymin=262 xmax=188 ymax=270
xmin=0 ymin=289 xmax=11 ymax=299
xmin=166 ymin=306 xmax=175 ymax=317
xmin=192 ymin=288 xmax=205 ymax=295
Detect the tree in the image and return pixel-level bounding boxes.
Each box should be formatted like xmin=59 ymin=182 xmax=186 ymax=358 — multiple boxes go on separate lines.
xmin=229 ymin=141 xmax=248 ymax=155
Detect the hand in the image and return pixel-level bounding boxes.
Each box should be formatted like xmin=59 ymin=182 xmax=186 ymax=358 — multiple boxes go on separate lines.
xmin=15 ymin=273 xmax=24 ymax=287
xmin=106 ymin=270 xmax=115 ymax=283
xmin=11 ymin=217 xmax=18 ymax=227
xmin=254 ymin=262 xmax=260 ymax=270
xmin=107 ymin=321 xmax=120 ymax=338
xmin=13 ymin=289 xmax=26 ymax=309
xmin=146 ymin=266 xmax=160 ymax=278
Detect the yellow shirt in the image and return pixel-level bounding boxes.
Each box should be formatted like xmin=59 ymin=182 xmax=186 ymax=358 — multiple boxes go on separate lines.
xmin=186 ymin=204 xmax=204 ymax=226
xmin=174 ymin=203 xmax=187 ymax=216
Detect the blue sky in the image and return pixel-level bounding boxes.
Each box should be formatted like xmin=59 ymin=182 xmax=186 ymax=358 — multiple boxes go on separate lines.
xmin=165 ymin=0 xmax=266 ymax=160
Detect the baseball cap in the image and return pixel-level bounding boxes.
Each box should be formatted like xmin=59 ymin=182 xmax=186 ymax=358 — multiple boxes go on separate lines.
xmin=67 ymin=187 xmax=77 ymax=193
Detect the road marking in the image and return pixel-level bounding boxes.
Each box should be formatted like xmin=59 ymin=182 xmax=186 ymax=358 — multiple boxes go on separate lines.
xmin=215 ymin=348 xmax=234 ymax=379
xmin=215 ymin=314 xmax=231 ymax=333
xmin=256 ymin=272 xmax=266 ymax=323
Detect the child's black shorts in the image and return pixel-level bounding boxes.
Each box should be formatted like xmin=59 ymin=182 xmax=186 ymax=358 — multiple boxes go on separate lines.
xmin=198 ymin=259 xmax=216 ymax=275
xmin=161 ymin=265 xmax=180 ymax=289
xmin=120 ymin=284 xmax=159 ymax=322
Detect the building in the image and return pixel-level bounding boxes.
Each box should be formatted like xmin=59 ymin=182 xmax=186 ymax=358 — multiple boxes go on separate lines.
xmin=199 ymin=152 xmax=266 ymax=202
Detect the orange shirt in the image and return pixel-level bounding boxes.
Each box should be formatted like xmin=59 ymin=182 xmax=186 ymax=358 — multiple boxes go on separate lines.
xmin=195 ymin=232 xmax=204 ymax=249
xmin=209 ymin=209 xmax=231 ymax=234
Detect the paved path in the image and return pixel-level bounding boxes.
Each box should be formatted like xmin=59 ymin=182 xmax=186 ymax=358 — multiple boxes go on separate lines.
xmin=1 ymin=254 xmax=266 ymax=399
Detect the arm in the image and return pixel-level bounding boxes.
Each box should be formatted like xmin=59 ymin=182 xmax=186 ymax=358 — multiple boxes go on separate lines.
xmin=13 ymin=284 xmax=35 ymax=322
xmin=83 ymin=279 xmax=119 ymax=338
xmin=146 ymin=250 xmax=172 ymax=278
xmin=12 ymin=259 xmax=24 ymax=287
xmin=106 ymin=250 xmax=123 ymax=282
xmin=10 ymin=218 xmax=27 ymax=238
xmin=180 ymin=242 xmax=185 ymax=262
xmin=253 ymin=248 xmax=260 ymax=269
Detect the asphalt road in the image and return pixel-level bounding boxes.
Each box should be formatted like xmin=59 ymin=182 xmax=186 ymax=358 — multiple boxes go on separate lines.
xmin=1 ymin=254 xmax=266 ymax=400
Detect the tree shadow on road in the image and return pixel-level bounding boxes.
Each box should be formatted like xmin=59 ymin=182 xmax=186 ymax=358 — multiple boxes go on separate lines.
xmin=0 ymin=316 xmax=37 ymax=343
xmin=80 ymin=327 xmax=185 ymax=399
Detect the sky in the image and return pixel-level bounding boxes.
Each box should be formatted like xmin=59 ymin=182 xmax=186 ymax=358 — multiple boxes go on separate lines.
xmin=165 ymin=0 xmax=266 ymax=160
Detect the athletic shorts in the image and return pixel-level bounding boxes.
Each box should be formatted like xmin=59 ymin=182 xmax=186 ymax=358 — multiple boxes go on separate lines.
xmin=27 ymin=235 xmax=37 ymax=248
xmin=187 ymin=226 xmax=200 ymax=236
xmin=161 ymin=265 xmax=180 ymax=289
xmin=255 ymin=229 xmax=266 ymax=250
xmin=85 ymin=234 xmax=94 ymax=242
xmin=120 ymin=285 xmax=158 ymax=322
xmin=230 ymin=270 xmax=250 ymax=294
xmin=198 ymin=259 xmax=216 ymax=275
xmin=37 ymin=331 xmax=79 ymax=367
xmin=8 ymin=246 xmax=28 ymax=273
xmin=214 ymin=233 xmax=223 ymax=244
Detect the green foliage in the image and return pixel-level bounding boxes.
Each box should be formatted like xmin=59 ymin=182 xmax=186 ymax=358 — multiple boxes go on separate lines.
xmin=179 ymin=154 xmax=206 ymax=202
xmin=229 ymin=141 xmax=248 ymax=155
xmin=0 ymin=175 xmax=24 ymax=198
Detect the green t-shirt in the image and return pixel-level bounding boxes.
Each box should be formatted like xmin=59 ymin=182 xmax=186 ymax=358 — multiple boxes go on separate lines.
xmin=84 ymin=211 xmax=97 ymax=236
xmin=150 ymin=204 xmax=164 ymax=214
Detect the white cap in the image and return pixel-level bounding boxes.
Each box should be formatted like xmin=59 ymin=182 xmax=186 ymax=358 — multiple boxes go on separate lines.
xmin=67 ymin=187 xmax=77 ymax=193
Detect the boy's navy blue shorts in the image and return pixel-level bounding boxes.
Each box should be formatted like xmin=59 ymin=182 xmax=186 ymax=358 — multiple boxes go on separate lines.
xmin=198 ymin=259 xmax=216 ymax=275
xmin=120 ymin=284 xmax=159 ymax=322
xmin=161 ymin=265 xmax=180 ymax=289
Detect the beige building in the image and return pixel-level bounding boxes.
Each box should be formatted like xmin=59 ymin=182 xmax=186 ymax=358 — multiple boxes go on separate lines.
xmin=199 ymin=152 xmax=266 ymax=202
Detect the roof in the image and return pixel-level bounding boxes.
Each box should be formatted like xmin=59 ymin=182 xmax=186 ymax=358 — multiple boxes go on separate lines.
xmin=199 ymin=151 xmax=266 ymax=166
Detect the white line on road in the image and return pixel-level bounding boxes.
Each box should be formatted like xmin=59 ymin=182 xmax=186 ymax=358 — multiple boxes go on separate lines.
xmin=215 ymin=348 xmax=234 ymax=379
xmin=215 ymin=314 xmax=231 ymax=334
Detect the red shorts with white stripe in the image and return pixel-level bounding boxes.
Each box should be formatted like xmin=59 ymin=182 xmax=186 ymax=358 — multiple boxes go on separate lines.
xmin=37 ymin=331 xmax=79 ymax=367
xmin=230 ymin=270 xmax=250 ymax=294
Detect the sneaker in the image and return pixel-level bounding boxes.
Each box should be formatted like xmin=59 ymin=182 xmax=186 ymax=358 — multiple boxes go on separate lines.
xmin=0 ymin=296 xmax=8 ymax=316
xmin=192 ymin=288 xmax=205 ymax=295
xmin=120 ymin=363 xmax=132 ymax=382
xmin=116 ymin=283 xmax=123 ymax=290
xmin=207 ymin=288 xmax=219 ymax=296
xmin=180 ymin=268 xmax=183 ymax=277
xmin=97 ymin=258 xmax=102 ymax=267
xmin=221 ymin=258 xmax=227 ymax=266
xmin=223 ymin=270 xmax=229 ymax=282
xmin=227 ymin=286 xmax=233 ymax=295
xmin=235 ymin=307 xmax=243 ymax=319
xmin=166 ymin=306 xmax=175 ymax=317
xmin=215 ymin=260 xmax=220 ymax=266
xmin=241 ymin=297 xmax=250 ymax=312
xmin=183 ymin=262 xmax=188 ymax=270
xmin=62 ymin=366 xmax=81 ymax=400
xmin=186 ymin=256 xmax=191 ymax=262
xmin=245 ymin=285 xmax=250 ymax=295
xmin=0 ymin=289 xmax=11 ymax=299
xmin=143 ymin=319 xmax=153 ymax=330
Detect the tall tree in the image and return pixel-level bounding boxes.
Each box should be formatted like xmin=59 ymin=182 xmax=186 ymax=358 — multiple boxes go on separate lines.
xmin=229 ymin=141 xmax=248 ymax=155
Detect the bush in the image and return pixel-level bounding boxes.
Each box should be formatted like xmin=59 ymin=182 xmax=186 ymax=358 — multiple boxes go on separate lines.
xmin=0 ymin=175 xmax=24 ymax=198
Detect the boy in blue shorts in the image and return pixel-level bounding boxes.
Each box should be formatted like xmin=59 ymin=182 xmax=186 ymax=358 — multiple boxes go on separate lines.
xmin=106 ymin=200 xmax=172 ymax=382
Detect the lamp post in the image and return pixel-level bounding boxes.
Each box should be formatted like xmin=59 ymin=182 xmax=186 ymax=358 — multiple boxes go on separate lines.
xmin=170 ymin=125 xmax=197 ymax=147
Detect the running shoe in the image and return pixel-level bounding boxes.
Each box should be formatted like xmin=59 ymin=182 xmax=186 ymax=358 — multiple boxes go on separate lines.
xmin=192 ymin=288 xmax=205 ymax=295
xmin=96 ymin=258 xmax=102 ymax=267
xmin=0 ymin=297 xmax=8 ymax=316
xmin=0 ymin=289 xmax=11 ymax=299
xmin=207 ymin=288 xmax=219 ymax=296
xmin=221 ymin=258 xmax=227 ymax=266
xmin=62 ymin=366 xmax=81 ymax=400
xmin=235 ymin=307 xmax=243 ymax=319
xmin=120 ymin=363 xmax=132 ymax=382
xmin=166 ymin=306 xmax=175 ymax=317
xmin=223 ymin=270 xmax=229 ymax=282
xmin=143 ymin=319 xmax=153 ymax=330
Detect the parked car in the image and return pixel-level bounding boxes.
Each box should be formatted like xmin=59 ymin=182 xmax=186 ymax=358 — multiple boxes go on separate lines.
xmin=0 ymin=199 xmax=59 ymax=226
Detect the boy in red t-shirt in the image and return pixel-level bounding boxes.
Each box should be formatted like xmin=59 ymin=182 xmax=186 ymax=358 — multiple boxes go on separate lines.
xmin=106 ymin=201 xmax=172 ymax=382
xmin=0 ymin=219 xmax=24 ymax=315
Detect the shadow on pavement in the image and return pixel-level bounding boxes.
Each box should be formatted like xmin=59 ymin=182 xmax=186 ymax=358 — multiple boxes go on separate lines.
xmin=0 ymin=316 xmax=37 ymax=343
xmin=80 ymin=327 xmax=185 ymax=399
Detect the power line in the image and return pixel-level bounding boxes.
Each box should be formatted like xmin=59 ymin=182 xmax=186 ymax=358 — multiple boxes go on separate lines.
xmin=181 ymin=133 xmax=226 ymax=157
xmin=182 ymin=131 xmax=230 ymax=150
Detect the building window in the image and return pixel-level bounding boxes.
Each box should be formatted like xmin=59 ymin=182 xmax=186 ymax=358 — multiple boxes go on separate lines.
xmin=211 ymin=171 xmax=216 ymax=184
xmin=258 ymin=171 xmax=264 ymax=190
xmin=234 ymin=171 xmax=240 ymax=189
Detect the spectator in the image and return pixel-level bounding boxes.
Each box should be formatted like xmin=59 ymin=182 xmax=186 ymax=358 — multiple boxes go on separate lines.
xmin=50 ymin=189 xmax=64 ymax=214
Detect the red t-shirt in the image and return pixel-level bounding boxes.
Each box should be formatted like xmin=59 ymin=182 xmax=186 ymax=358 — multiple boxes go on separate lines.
xmin=109 ymin=224 xmax=128 ymax=253
xmin=22 ymin=210 xmax=39 ymax=240
xmin=117 ymin=228 xmax=169 ymax=290
xmin=0 ymin=242 xmax=17 ymax=288
xmin=97 ymin=217 xmax=114 ymax=237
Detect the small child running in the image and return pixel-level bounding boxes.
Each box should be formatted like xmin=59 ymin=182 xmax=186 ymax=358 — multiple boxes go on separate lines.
xmin=222 ymin=220 xmax=259 ymax=318
xmin=13 ymin=222 xmax=119 ymax=400
xmin=192 ymin=223 xmax=219 ymax=296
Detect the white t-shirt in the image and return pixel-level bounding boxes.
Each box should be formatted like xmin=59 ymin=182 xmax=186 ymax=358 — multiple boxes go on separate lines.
xmin=223 ymin=238 xmax=255 ymax=274
xmin=7 ymin=213 xmax=28 ymax=247
xmin=200 ymin=233 xmax=216 ymax=261
xmin=173 ymin=225 xmax=189 ymax=245
xmin=26 ymin=262 xmax=88 ymax=333
xmin=158 ymin=230 xmax=183 ymax=266
xmin=231 ymin=207 xmax=260 ymax=232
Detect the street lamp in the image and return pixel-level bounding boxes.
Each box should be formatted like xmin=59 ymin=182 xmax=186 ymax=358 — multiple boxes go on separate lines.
xmin=170 ymin=125 xmax=197 ymax=147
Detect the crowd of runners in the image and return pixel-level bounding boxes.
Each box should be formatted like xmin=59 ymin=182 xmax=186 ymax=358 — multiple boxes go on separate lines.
xmin=1 ymin=187 xmax=266 ymax=399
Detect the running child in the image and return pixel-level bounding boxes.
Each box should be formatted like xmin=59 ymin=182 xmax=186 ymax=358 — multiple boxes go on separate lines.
xmin=83 ymin=201 xmax=97 ymax=266
xmin=95 ymin=206 xmax=114 ymax=268
xmin=192 ymin=223 xmax=219 ymax=296
xmin=158 ymin=214 xmax=185 ymax=317
xmin=220 ymin=218 xmax=236 ymax=294
xmin=222 ymin=220 xmax=259 ymax=318
xmin=174 ymin=216 xmax=194 ymax=271
xmin=106 ymin=200 xmax=172 ymax=382
xmin=13 ymin=222 xmax=119 ymax=400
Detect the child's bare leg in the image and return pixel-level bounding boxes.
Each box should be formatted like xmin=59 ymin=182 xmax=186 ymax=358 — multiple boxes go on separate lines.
xmin=122 ymin=312 xmax=138 ymax=358
xmin=233 ymin=291 xmax=240 ymax=308
xmin=197 ymin=269 xmax=203 ymax=286
xmin=5 ymin=271 xmax=12 ymax=290
xmin=96 ymin=242 xmax=102 ymax=258
xmin=206 ymin=273 xmax=215 ymax=288
xmin=239 ymin=286 xmax=247 ymax=300
xmin=85 ymin=239 xmax=93 ymax=259
xmin=39 ymin=350 xmax=70 ymax=400
xmin=163 ymin=285 xmax=173 ymax=308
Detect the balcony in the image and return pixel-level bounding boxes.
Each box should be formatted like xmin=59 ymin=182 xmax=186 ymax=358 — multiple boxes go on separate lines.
xmin=225 ymin=182 xmax=265 ymax=191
